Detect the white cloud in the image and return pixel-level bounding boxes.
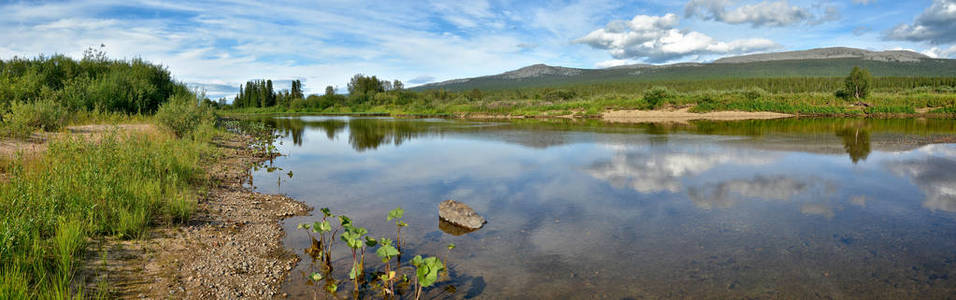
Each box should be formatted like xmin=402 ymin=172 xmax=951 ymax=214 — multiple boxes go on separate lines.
xmin=851 ymin=0 xmax=875 ymax=4
xmin=918 ymin=45 xmax=956 ymax=58
xmin=574 ymin=13 xmax=779 ymax=62
xmin=594 ymin=59 xmax=640 ymax=68
xmin=0 ymin=1 xmax=554 ymax=99
xmin=685 ymin=0 xmax=839 ymax=27
xmin=885 ymin=0 xmax=956 ymax=44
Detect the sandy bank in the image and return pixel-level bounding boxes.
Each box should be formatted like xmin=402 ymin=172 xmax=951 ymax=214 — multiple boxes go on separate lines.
xmin=601 ymin=108 xmax=793 ymax=123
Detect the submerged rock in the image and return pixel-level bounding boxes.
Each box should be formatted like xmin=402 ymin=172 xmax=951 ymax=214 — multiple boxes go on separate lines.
xmin=438 ymin=200 xmax=486 ymax=230
xmin=439 ymin=219 xmax=479 ymax=236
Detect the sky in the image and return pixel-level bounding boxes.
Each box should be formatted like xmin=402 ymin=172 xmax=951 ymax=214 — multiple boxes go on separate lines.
xmin=1 ymin=0 xmax=954 ymax=98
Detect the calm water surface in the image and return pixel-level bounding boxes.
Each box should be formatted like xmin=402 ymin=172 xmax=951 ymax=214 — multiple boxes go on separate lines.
xmin=248 ymin=116 xmax=956 ymax=299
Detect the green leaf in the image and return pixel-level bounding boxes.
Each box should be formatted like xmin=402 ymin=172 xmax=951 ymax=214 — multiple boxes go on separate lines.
xmin=296 ymin=223 xmax=310 ymax=230
xmin=411 ymin=255 xmax=423 ymax=267
xmin=365 ymin=236 xmax=378 ymax=247
xmin=309 ymin=272 xmax=323 ymax=281
xmin=320 ymin=207 xmax=332 ymax=217
xmin=354 ymin=227 xmax=368 ymax=236
xmin=338 ymin=215 xmax=351 ymax=226
xmin=348 ymin=265 xmax=359 ymax=280
xmin=317 ymin=220 xmax=331 ymax=232
xmin=397 ymin=221 xmax=407 ymax=227
xmin=413 ymin=256 xmax=445 ymax=287
xmin=387 ymin=207 xmax=404 ymax=221
xmin=311 ymin=221 xmax=322 ymax=233
xmin=327 ymin=283 xmax=337 ymax=293
xmin=447 ymin=243 xmax=456 ymax=250
xmin=376 ymin=244 xmax=399 ymax=261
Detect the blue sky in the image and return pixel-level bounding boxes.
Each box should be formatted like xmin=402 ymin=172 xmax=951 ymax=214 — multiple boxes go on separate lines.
xmin=1 ymin=0 xmax=954 ymax=98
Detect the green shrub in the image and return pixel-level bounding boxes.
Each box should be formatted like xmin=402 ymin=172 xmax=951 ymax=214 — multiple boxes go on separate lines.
xmin=156 ymin=94 xmax=214 ymax=137
xmin=643 ymin=86 xmax=671 ymax=109
xmin=741 ymin=87 xmax=766 ymax=101
xmin=543 ymin=89 xmax=576 ymax=101
xmin=1 ymin=99 xmax=66 ymax=138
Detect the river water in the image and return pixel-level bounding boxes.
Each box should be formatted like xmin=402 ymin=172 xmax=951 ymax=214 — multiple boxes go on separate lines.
xmin=247 ymin=116 xmax=956 ymax=299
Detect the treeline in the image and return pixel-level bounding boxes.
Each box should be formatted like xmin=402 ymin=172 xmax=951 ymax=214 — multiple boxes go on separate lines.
xmin=232 ymin=79 xmax=305 ymax=108
xmin=0 ymin=48 xmax=189 ymax=114
xmin=228 ymin=74 xmax=417 ymax=111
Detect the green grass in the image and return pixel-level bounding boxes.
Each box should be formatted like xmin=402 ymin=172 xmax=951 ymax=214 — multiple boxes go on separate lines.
xmin=0 ymin=122 xmax=216 ymax=297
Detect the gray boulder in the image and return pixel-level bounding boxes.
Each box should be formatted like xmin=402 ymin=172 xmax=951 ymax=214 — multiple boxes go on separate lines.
xmin=438 ymin=200 xmax=486 ymax=230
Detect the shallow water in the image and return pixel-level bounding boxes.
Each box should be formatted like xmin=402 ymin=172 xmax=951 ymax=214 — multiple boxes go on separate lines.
xmin=248 ymin=116 xmax=956 ymax=299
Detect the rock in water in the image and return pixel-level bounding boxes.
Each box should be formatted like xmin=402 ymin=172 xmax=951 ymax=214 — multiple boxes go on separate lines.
xmin=438 ymin=200 xmax=486 ymax=230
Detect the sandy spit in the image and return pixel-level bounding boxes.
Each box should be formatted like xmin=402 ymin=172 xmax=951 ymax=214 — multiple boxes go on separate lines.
xmin=601 ymin=108 xmax=793 ymax=123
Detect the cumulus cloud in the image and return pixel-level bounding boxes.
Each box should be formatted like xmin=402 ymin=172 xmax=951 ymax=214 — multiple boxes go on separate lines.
xmin=574 ymin=13 xmax=779 ymax=62
xmin=684 ymin=0 xmax=839 ymax=27
xmin=920 ymin=45 xmax=956 ymax=58
xmin=885 ymin=0 xmax=956 ymax=44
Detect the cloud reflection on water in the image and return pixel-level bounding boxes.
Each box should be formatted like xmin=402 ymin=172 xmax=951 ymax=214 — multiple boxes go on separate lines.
xmin=886 ymin=145 xmax=956 ymax=212
xmin=586 ymin=146 xmax=777 ymax=194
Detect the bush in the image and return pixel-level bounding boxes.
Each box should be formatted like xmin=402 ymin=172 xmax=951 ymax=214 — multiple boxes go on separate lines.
xmin=156 ymin=94 xmax=214 ymax=138
xmin=834 ymin=88 xmax=851 ymax=100
xmin=543 ymin=89 xmax=576 ymax=101
xmin=742 ymin=87 xmax=766 ymax=101
xmin=0 ymin=99 xmax=66 ymax=138
xmin=643 ymin=86 xmax=671 ymax=109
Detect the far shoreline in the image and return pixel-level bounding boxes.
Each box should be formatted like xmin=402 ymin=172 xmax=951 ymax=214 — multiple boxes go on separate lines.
xmin=220 ymin=108 xmax=956 ymax=124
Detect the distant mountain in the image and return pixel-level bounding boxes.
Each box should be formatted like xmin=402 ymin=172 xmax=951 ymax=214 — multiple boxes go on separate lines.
xmin=413 ymin=47 xmax=955 ymax=92
xmin=712 ymin=47 xmax=929 ymax=64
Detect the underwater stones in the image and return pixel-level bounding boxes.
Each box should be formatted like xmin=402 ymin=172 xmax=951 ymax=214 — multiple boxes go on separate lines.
xmin=438 ymin=200 xmax=486 ymax=230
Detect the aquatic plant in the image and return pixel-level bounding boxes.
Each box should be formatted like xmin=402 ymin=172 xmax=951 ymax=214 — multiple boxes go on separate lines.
xmin=387 ymin=207 xmax=407 ymax=252
xmin=339 ymin=218 xmax=369 ymax=293
xmin=375 ymin=238 xmax=400 ymax=295
xmin=411 ymin=255 xmax=445 ymax=300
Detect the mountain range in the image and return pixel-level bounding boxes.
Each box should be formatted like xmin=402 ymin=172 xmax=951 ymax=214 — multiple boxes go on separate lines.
xmin=413 ymin=47 xmax=956 ymax=91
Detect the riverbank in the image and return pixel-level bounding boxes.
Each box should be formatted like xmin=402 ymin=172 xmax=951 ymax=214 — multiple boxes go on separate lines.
xmin=0 ymin=122 xmax=309 ymax=298
xmin=76 ymin=131 xmax=309 ymax=298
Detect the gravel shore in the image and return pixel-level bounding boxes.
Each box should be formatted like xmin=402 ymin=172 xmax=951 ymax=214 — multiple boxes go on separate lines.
xmin=78 ymin=132 xmax=309 ymax=299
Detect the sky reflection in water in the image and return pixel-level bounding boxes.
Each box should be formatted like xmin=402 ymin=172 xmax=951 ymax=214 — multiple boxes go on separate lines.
xmin=250 ymin=116 xmax=956 ymax=299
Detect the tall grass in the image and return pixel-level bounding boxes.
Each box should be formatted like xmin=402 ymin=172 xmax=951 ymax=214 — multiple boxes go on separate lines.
xmin=0 ymin=126 xmax=212 ymax=297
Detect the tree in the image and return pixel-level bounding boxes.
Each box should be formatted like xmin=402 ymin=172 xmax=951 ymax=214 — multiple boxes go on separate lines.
xmin=291 ymin=80 xmax=304 ymax=99
xmin=325 ymin=85 xmax=335 ymax=96
xmin=392 ymin=80 xmax=404 ymax=91
xmin=266 ymin=79 xmax=276 ymax=107
xmin=844 ymin=66 xmax=872 ymax=100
